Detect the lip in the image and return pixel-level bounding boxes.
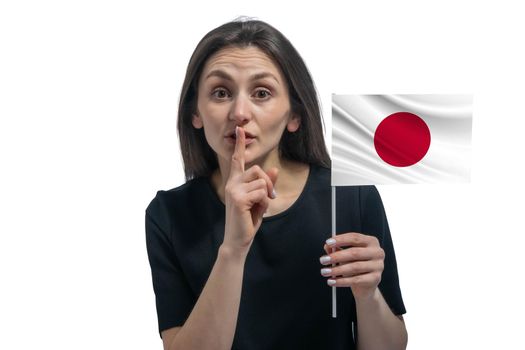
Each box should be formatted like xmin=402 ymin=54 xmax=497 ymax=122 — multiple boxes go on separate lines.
xmin=225 ymin=135 xmax=255 ymax=145
xmin=225 ymin=129 xmax=256 ymax=138
xmin=224 ymin=129 xmax=256 ymax=145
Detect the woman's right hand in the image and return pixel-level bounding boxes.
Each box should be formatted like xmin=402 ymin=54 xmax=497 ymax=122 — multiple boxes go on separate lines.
xmin=222 ymin=126 xmax=278 ymax=254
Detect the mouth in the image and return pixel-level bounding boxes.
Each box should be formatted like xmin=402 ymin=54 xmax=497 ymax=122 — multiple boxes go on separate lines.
xmin=225 ymin=130 xmax=256 ymax=145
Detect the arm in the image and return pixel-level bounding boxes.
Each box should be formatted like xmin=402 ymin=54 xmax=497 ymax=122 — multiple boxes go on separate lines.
xmin=355 ymin=288 xmax=407 ymax=350
xmin=322 ymin=233 xmax=407 ymax=350
xmin=165 ymin=127 xmax=277 ymax=350
xmin=163 ymin=245 xmax=248 ymax=350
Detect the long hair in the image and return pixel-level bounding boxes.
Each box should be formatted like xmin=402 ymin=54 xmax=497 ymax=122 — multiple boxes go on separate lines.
xmin=178 ymin=19 xmax=330 ymax=180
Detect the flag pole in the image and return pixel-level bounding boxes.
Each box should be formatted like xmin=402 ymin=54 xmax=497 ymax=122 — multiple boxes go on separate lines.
xmin=331 ymin=186 xmax=337 ymax=318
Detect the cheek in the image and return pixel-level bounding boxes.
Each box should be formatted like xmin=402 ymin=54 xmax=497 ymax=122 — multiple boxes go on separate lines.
xmin=266 ymin=108 xmax=292 ymax=133
xmin=197 ymin=114 xmax=225 ymax=152
xmin=201 ymin=120 xmax=221 ymax=148
xmin=196 ymin=104 xmax=222 ymax=130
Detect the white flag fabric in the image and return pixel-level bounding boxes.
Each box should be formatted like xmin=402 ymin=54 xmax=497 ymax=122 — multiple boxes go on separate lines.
xmin=332 ymin=94 xmax=472 ymax=185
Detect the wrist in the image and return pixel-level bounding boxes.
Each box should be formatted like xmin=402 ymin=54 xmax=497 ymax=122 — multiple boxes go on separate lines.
xmin=354 ymin=287 xmax=381 ymax=307
xmin=218 ymin=243 xmax=249 ymax=263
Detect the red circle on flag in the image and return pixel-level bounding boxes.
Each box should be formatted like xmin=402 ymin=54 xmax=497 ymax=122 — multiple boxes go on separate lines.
xmin=374 ymin=112 xmax=431 ymax=167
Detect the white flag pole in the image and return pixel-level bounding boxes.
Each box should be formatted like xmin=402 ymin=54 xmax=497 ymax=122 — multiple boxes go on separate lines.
xmin=331 ymin=186 xmax=337 ymax=318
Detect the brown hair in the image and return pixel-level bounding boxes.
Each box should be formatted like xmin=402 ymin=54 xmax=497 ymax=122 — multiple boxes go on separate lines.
xmin=177 ymin=19 xmax=330 ymax=180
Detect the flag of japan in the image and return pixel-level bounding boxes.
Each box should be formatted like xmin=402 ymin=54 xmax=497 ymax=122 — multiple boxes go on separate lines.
xmin=331 ymin=94 xmax=473 ymax=185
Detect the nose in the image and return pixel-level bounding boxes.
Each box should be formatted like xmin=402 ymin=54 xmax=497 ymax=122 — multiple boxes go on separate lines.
xmin=229 ymin=93 xmax=252 ymax=126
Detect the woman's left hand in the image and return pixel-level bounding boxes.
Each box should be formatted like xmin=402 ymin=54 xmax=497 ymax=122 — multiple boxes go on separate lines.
xmin=320 ymin=232 xmax=385 ymax=300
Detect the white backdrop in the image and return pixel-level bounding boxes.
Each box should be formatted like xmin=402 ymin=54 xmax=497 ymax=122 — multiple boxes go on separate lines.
xmin=1 ymin=1 xmax=524 ymax=349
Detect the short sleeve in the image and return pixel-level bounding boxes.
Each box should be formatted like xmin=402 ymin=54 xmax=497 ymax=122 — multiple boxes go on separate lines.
xmin=360 ymin=186 xmax=406 ymax=315
xmin=145 ymin=192 xmax=195 ymax=336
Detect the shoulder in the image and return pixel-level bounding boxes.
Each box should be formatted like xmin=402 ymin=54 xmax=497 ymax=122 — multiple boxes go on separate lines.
xmin=328 ymin=176 xmax=379 ymax=203
xmin=357 ymin=185 xmax=383 ymax=210
xmin=145 ymin=177 xmax=211 ymax=230
xmin=307 ymin=165 xmax=382 ymax=201
xmin=357 ymin=185 xmax=381 ymax=203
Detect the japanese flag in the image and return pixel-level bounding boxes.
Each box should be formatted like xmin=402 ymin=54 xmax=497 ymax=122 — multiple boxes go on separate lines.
xmin=331 ymin=94 xmax=473 ymax=185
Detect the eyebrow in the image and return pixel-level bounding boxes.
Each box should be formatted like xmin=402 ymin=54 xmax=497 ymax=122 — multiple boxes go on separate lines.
xmin=204 ymin=70 xmax=280 ymax=84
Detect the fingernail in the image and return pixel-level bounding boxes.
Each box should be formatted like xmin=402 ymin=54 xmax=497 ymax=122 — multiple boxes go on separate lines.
xmin=321 ymin=268 xmax=332 ymax=276
xmin=320 ymin=255 xmax=331 ymax=265
xmin=325 ymin=238 xmax=336 ymax=246
xmin=327 ymin=279 xmax=336 ymax=286
xmin=271 ymin=189 xmax=277 ymax=199
xmin=235 ymin=126 xmax=239 ymax=138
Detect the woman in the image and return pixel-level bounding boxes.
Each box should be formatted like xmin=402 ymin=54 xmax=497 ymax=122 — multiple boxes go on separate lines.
xmin=146 ymin=19 xmax=407 ymax=350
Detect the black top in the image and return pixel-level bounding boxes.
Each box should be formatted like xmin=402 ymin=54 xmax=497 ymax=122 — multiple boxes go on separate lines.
xmin=145 ymin=164 xmax=405 ymax=350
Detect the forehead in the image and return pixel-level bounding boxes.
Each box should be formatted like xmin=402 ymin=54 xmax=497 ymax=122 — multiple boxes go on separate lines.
xmin=200 ymin=46 xmax=284 ymax=81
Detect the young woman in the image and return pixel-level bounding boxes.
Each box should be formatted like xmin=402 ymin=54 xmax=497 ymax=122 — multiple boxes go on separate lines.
xmin=146 ymin=19 xmax=407 ymax=350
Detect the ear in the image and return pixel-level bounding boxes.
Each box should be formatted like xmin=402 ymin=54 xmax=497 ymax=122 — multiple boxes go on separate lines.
xmin=192 ymin=113 xmax=203 ymax=129
xmin=286 ymin=113 xmax=300 ymax=132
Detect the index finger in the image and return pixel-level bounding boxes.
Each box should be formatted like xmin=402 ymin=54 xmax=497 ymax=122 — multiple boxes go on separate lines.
xmin=231 ymin=126 xmax=246 ymax=174
xmin=324 ymin=232 xmax=378 ymax=249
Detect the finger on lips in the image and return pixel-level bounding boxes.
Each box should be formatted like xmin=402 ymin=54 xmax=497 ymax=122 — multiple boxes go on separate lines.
xmin=231 ymin=126 xmax=246 ymax=173
xmin=231 ymin=126 xmax=277 ymax=200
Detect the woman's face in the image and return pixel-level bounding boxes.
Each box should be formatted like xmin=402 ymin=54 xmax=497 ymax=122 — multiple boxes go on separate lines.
xmin=193 ymin=46 xmax=299 ymax=168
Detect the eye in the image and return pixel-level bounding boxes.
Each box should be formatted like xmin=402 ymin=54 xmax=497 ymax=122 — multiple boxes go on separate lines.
xmin=254 ymin=89 xmax=271 ymax=99
xmin=211 ymin=88 xmax=231 ymax=100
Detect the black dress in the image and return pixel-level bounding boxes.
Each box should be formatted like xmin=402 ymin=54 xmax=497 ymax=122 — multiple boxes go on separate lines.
xmin=145 ymin=164 xmax=406 ymax=350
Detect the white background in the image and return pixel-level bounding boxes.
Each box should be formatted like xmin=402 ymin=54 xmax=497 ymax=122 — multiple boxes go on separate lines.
xmin=1 ymin=1 xmax=524 ymax=349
